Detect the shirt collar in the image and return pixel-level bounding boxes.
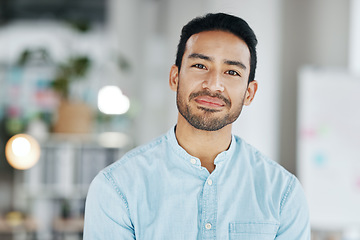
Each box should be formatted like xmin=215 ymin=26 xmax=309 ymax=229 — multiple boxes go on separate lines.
xmin=166 ymin=125 xmax=237 ymax=167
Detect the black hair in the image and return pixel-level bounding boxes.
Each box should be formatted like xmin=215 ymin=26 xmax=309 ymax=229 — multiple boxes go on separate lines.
xmin=175 ymin=13 xmax=258 ymax=83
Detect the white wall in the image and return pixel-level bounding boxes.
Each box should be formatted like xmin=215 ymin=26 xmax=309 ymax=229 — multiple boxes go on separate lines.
xmin=280 ymin=0 xmax=349 ymax=173
xmin=349 ymin=0 xmax=360 ymax=75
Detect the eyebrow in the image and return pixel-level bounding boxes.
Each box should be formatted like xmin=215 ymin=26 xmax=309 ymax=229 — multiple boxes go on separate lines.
xmin=188 ymin=53 xmax=213 ymax=61
xmin=224 ymin=60 xmax=247 ymax=70
xmin=188 ymin=53 xmax=247 ymax=70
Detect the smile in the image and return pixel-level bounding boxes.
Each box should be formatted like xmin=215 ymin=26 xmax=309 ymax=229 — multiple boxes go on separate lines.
xmin=194 ymin=96 xmax=226 ymax=108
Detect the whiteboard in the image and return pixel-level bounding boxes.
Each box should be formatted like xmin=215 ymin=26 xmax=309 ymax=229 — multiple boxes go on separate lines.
xmin=297 ymin=67 xmax=360 ymax=230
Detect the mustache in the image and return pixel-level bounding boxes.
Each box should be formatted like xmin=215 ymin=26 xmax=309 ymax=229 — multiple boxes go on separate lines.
xmin=189 ymin=90 xmax=231 ymax=107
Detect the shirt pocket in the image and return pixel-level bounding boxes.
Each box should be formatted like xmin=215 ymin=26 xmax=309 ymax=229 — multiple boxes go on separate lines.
xmin=229 ymin=222 xmax=279 ymax=240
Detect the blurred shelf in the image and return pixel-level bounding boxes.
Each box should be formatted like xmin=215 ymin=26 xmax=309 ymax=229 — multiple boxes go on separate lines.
xmin=12 ymin=137 xmax=125 ymax=239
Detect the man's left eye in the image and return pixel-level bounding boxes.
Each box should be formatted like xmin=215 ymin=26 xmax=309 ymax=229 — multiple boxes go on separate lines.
xmin=226 ymin=70 xmax=239 ymax=76
xmin=194 ymin=64 xmax=206 ymax=69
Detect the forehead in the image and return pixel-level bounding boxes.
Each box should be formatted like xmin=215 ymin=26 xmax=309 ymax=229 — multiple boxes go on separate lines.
xmin=184 ymin=30 xmax=250 ymax=65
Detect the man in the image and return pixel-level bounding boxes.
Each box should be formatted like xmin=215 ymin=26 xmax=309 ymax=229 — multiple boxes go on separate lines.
xmin=84 ymin=13 xmax=310 ymax=239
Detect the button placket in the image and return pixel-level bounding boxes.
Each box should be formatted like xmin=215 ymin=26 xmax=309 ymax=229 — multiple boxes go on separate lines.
xmin=201 ymin=175 xmax=217 ymax=238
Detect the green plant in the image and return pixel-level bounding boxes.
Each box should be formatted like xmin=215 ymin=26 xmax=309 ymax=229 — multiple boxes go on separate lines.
xmin=51 ymin=56 xmax=91 ymax=99
xmin=17 ymin=48 xmax=91 ymax=100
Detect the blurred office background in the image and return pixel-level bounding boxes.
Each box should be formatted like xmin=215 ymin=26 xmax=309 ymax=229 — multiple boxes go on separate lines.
xmin=0 ymin=0 xmax=359 ymax=239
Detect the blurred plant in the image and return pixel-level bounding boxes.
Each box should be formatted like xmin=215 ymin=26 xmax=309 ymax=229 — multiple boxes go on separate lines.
xmin=17 ymin=48 xmax=51 ymax=66
xmin=60 ymin=199 xmax=71 ymax=219
xmin=17 ymin=48 xmax=91 ymax=100
xmin=51 ymin=56 xmax=91 ymax=99
xmin=68 ymin=20 xmax=91 ymax=33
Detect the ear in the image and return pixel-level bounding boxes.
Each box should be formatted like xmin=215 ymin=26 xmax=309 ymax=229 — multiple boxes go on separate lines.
xmin=169 ymin=65 xmax=179 ymax=92
xmin=243 ymin=80 xmax=258 ymax=106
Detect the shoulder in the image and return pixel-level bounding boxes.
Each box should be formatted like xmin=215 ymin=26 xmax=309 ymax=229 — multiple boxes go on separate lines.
xmin=93 ymin=131 xmax=176 ymax=190
xmin=233 ymin=135 xmax=294 ymax=179
xmin=88 ymin=133 xmax=170 ymax=198
xmin=233 ymin=135 xmax=301 ymax=202
xmin=104 ymin=133 xmax=168 ymax=173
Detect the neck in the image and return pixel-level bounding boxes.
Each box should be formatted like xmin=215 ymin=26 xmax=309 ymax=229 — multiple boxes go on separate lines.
xmin=175 ymin=114 xmax=232 ymax=173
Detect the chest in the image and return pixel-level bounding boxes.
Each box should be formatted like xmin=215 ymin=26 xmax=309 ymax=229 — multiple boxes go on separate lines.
xmin=129 ymin=175 xmax=280 ymax=240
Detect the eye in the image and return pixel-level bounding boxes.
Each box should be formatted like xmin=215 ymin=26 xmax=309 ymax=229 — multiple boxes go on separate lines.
xmin=226 ymin=70 xmax=240 ymax=76
xmin=192 ymin=64 xmax=206 ymax=69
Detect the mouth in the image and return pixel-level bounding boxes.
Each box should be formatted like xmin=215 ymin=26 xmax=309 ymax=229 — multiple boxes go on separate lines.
xmin=194 ymin=96 xmax=226 ymax=109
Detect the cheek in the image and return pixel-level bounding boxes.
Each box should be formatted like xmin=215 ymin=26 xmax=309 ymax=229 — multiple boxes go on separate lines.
xmin=229 ymin=87 xmax=247 ymax=104
xmin=178 ymin=77 xmax=202 ymax=94
xmin=176 ymin=82 xmax=191 ymax=101
xmin=180 ymin=69 xmax=206 ymax=84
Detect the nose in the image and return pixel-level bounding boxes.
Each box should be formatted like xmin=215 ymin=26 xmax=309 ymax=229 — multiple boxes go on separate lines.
xmin=202 ymin=70 xmax=224 ymax=92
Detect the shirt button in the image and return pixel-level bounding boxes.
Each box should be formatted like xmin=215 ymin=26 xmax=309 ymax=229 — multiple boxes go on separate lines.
xmin=207 ymin=179 xmax=213 ymax=186
xmin=205 ymin=223 xmax=212 ymax=230
xmin=190 ymin=158 xmax=196 ymax=164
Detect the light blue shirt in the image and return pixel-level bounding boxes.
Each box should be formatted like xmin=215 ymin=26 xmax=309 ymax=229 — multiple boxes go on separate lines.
xmin=84 ymin=127 xmax=310 ymax=239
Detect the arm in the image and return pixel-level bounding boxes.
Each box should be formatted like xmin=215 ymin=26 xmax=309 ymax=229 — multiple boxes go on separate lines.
xmin=275 ymin=177 xmax=311 ymax=239
xmin=83 ymin=171 xmax=135 ymax=239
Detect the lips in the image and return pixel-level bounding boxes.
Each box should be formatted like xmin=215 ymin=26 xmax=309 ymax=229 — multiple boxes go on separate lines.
xmin=194 ymin=96 xmax=226 ymax=108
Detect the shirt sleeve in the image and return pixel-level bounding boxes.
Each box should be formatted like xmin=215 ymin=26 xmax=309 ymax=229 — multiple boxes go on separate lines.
xmin=275 ymin=176 xmax=311 ymax=240
xmin=83 ymin=171 xmax=135 ymax=240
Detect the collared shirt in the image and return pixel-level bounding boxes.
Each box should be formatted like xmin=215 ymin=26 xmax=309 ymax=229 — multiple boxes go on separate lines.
xmin=84 ymin=127 xmax=310 ymax=239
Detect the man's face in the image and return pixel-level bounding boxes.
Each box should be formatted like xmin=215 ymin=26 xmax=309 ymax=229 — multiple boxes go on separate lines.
xmin=169 ymin=30 xmax=257 ymax=131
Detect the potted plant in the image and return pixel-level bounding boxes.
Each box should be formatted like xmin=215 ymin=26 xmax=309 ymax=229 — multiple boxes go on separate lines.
xmin=51 ymin=56 xmax=94 ymax=134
